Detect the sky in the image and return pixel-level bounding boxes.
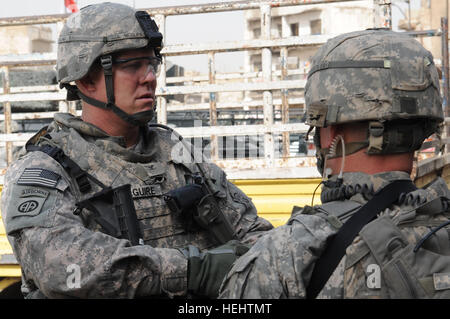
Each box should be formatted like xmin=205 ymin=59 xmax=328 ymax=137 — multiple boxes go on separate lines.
xmin=0 ymin=0 xmax=245 ymax=73
xmin=0 ymin=0 xmax=421 ymax=73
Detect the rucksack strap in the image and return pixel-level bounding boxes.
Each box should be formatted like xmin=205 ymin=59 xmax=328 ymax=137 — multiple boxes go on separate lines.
xmin=26 ymin=143 xmax=106 ymax=193
xmin=306 ymin=179 xmax=417 ymax=299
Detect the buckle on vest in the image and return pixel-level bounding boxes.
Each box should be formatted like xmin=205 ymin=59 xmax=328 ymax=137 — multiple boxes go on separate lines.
xmin=369 ymin=121 xmax=384 ymax=137
xmin=40 ymin=144 xmax=63 ymax=159
xmin=73 ymin=171 xmax=91 ymax=193
xmin=367 ymin=121 xmax=385 ymax=154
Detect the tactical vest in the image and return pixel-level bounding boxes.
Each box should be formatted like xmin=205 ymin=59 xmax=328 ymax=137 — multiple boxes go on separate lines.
xmin=29 ymin=126 xmax=239 ymax=251
xmin=310 ymin=191 xmax=450 ymax=298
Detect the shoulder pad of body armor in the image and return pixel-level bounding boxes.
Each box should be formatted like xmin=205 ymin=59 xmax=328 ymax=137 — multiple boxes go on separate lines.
xmin=315 ymin=200 xmax=362 ymax=224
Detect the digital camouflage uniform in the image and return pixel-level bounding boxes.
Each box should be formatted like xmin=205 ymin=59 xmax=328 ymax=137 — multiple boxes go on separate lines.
xmin=220 ymin=30 xmax=450 ymax=299
xmin=0 ymin=3 xmax=273 ymax=298
xmin=1 ymin=114 xmax=272 ymax=299
xmin=219 ymin=171 xmax=450 ymax=298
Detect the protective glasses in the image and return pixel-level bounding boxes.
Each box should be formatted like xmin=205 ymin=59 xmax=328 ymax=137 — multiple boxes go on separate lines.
xmin=113 ymin=56 xmax=162 ymax=79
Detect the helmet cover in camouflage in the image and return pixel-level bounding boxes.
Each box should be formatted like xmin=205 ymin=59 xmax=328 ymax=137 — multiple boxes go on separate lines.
xmin=305 ymin=29 xmax=443 ymax=128
xmin=57 ymin=2 xmax=162 ymax=83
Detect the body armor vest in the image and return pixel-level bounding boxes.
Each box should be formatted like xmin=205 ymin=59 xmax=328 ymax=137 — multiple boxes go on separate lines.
xmin=37 ymin=126 xmax=218 ymax=250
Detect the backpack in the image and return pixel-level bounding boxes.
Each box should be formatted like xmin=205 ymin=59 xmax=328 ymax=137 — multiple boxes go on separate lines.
xmin=359 ymin=207 xmax=450 ymax=298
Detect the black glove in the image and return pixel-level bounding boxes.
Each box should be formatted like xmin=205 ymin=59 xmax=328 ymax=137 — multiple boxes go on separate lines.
xmin=181 ymin=240 xmax=250 ymax=298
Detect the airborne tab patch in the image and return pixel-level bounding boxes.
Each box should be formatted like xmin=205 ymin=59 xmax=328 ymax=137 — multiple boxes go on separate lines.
xmin=17 ymin=168 xmax=60 ymax=188
xmin=15 ymin=187 xmax=50 ymax=217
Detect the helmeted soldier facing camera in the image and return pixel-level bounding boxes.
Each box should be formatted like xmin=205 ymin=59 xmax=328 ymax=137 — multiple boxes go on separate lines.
xmin=219 ymin=29 xmax=450 ymax=299
xmin=1 ymin=2 xmax=272 ymax=299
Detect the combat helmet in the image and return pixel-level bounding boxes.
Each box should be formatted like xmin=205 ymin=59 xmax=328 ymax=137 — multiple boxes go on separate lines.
xmin=56 ymin=2 xmax=163 ymax=126
xmin=304 ymin=29 xmax=444 ymax=174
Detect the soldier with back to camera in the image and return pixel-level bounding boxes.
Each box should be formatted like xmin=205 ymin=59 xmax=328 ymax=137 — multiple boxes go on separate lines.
xmin=219 ymin=29 xmax=450 ymax=299
xmin=0 ymin=2 xmax=272 ymax=299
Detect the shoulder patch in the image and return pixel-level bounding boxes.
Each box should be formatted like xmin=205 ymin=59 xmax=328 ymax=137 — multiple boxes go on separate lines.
xmin=15 ymin=186 xmax=50 ymax=217
xmin=17 ymin=168 xmax=60 ymax=188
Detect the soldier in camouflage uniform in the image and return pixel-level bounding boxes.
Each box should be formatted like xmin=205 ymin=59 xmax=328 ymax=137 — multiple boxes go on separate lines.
xmin=219 ymin=29 xmax=450 ymax=299
xmin=1 ymin=3 xmax=272 ymax=298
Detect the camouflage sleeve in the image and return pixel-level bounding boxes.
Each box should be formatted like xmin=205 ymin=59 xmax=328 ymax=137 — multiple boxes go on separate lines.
xmin=1 ymin=152 xmax=187 ymax=298
xmin=218 ymin=211 xmax=337 ymax=298
xmin=225 ymin=181 xmax=273 ymax=244
xmin=161 ymin=129 xmax=273 ymax=245
xmin=203 ymin=163 xmax=273 ymax=245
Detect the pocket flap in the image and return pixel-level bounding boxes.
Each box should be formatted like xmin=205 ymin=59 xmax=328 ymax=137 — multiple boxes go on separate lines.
xmin=391 ymin=57 xmax=431 ymax=91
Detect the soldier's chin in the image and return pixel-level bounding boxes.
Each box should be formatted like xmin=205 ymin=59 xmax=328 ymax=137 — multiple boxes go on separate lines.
xmin=131 ymin=110 xmax=154 ymax=125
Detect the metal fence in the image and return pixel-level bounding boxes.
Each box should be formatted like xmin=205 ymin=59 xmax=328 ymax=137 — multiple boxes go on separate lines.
xmin=0 ymin=0 xmax=448 ymax=180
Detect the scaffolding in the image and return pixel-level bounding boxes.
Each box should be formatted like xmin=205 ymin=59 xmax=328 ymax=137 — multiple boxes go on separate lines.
xmin=0 ymin=0 xmax=448 ymax=181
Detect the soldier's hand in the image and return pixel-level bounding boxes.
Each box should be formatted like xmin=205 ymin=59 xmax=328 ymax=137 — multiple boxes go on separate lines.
xmin=182 ymin=240 xmax=250 ymax=298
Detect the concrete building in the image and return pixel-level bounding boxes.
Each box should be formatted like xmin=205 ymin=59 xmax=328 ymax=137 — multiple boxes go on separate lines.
xmin=0 ymin=25 xmax=53 ymax=55
xmin=240 ymin=0 xmax=375 ymax=138
xmin=398 ymin=0 xmax=449 ymax=64
xmin=0 ymin=25 xmax=57 ymax=138
xmin=243 ymin=0 xmax=375 ymax=76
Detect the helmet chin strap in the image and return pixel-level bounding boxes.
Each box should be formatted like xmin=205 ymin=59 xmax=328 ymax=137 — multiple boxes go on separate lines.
xmin=322 ymin=135 xmax=346 ymax=181
xmin=76 ymin=89 xmax=155 ymax=127
xmin=309 ymin=133 xmax=347 ymax=206
xmin=61 ymin=55 xmax=155 ymax=127
xmin=310 ymin=127 xmax=366 ymax=178
xmin=99 ymin=55 xmax=155 ymax=127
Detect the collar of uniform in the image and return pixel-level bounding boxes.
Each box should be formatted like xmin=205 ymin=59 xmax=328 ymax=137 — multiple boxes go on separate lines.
xmin=94 ymin=130 xmax=157 ymax=163
xmin=53 ymin=112 xmax=157 ymax=163
xmin=321 ymin=171 xmax=412 ymax=203
xmin=343 ymin=171 xmax=411 ymax=193
xmin=54 ymin=112 xmax=110 ymax=138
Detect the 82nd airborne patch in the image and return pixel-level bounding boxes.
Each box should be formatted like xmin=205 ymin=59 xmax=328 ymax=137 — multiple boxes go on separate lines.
xmin=16 ymin=187 xmax=50 ymax=217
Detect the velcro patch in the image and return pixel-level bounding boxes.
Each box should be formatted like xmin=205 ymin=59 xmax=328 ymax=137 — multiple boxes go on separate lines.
xmin=131 ymin=184 xmax=162 ymax=199
xmin=17 ymin=168 xmax=60 ymax=188
xmin=16 ymin=188 xmax=50 ymax=217
xmin=20 ymin=188 xmax=49 ymax=198
xmin=433 ymin=273 xmax=450 ymax=291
